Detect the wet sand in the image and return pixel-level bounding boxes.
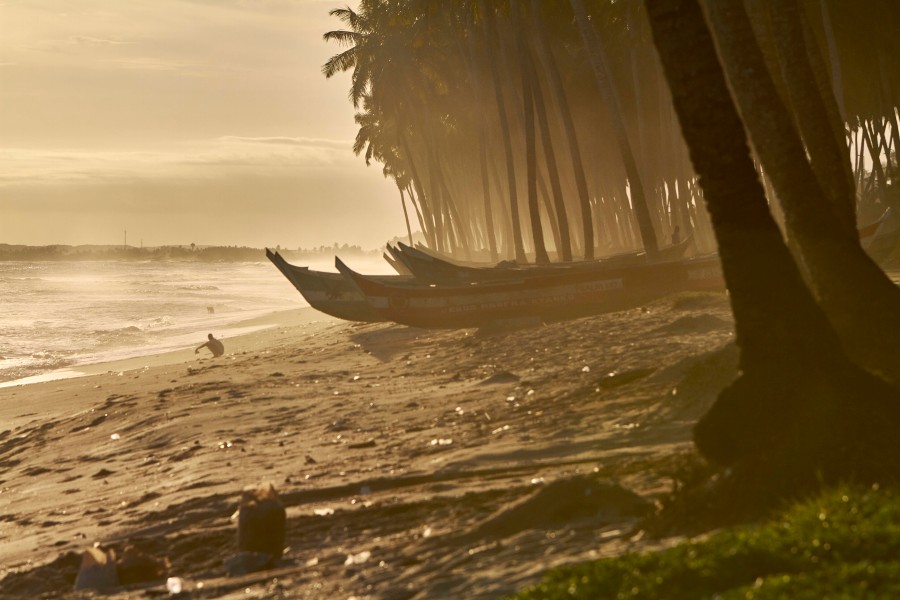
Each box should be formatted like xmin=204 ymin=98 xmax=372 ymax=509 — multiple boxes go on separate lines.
xmin=0 ymin=292 xmax=737 ymax=598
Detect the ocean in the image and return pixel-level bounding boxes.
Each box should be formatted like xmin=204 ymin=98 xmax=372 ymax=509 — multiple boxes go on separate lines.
xmin=0 ymin=259 xmax=318 ymax=386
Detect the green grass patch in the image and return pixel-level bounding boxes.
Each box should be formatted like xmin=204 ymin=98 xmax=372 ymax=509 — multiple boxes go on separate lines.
xmin=514 ymin=484 xmax=900 ymax=599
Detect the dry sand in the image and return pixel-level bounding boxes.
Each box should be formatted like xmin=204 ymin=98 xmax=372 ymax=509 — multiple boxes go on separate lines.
xmin=0 ymin=292 xmax=738 ymax=599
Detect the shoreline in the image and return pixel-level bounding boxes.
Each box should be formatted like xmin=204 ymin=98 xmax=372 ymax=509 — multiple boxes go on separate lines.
xmin=0 ymin=307 xmax=337 ymax=390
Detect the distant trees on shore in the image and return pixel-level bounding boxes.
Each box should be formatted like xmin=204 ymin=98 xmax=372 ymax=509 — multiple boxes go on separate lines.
xmin=0 ymin=244 xmax=377 ymax=262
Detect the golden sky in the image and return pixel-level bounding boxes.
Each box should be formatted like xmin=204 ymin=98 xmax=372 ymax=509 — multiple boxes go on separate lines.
xmin=0 ymin=0 xmax=402 ymax=248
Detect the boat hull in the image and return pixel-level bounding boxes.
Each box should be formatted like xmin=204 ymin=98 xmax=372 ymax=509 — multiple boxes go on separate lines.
xmin=267 ymin=250 xmax=412 ymax=322
xmin=338 ymin=254 xmax=724 ymax=329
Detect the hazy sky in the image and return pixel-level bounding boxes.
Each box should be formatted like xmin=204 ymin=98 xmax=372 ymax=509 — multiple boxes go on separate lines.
xmin=0 ymin=0 xmax=403 ymax=249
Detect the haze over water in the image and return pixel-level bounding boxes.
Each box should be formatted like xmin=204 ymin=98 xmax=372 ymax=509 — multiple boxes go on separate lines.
xmin=0 ymin=260 xmax=305 ymax=385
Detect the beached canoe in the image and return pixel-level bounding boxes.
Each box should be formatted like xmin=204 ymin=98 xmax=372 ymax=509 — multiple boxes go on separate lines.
xmin=383 ymin=248 xmax=413 ymax=276
xmin=388 ymin=237 xmax=693 ymax=285
xmin=266 ymin=249 xmax=415 ymax=322
xmin=336 ymin=253 xmax=724 ymax=329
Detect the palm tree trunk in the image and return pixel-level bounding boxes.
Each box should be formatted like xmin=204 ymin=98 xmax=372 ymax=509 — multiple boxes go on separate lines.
xmin=767 ymin=0 xmax=856 ymax=237
xmin=513 ymin=1 xmax=549 ymax=264
xmin=458 ymin=18 xmax=498 ymax=261
xmin=530 ymin=0 xmax=594 ymax=259
xmin=398 ymin=129 xmax=436 ymax=250
xmin=570 ymin=0 xmax=660 ymax=257
xmin=704 ymin=0 xmax=900 ymax=387
xmin=525 ymin=36 xmax=572 ymax=262
xmin=399 ymin=186 xmax=413 ymax=245
xmin=489 ymin=153 xmax=515 ymax=260
xmin=405 ymin=184 xmax=428 ymax=245
xmin=537 ymin=168 xmax=562 ymax=257
xmin=645 ymin=0 xmax=900 ymax=497
xmin=818 ymin=0 xmax=847 ymax=121
xmin=478 ymin=129 xmax=499 ymax=262
xmin=861 ymin=119 xmax=888 ymax=196
xmin=798 ymin=0 xmax=851 ymax=168
xmin=481 ymin=4 xmax=527 ymax=263
xmin=436 ymin=158 xmax=472 ymax=259
xmin=520 ymin=5 xmax=572 ymax=262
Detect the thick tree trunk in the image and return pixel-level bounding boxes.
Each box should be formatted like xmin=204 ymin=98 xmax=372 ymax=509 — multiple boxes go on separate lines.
xmin=704 ymin=0 xmax=900 ymax=387
xmin=645 ymin=0 xmax=900 ymax=497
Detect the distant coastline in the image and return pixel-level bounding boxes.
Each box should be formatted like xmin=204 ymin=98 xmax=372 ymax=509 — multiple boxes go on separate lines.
xmin=0 ymin=243 xmax=378 ymax=263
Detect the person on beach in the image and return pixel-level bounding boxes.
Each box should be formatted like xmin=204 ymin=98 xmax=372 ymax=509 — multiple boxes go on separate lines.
xmin=195 ymin=333 xmax=225 ymax=357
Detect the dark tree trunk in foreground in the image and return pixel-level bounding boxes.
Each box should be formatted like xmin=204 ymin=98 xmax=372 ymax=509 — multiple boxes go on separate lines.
xmin=645 ymin=0 xmax=900 ymax=498
xmin=704 ymin=0 xmax=900 ymax=388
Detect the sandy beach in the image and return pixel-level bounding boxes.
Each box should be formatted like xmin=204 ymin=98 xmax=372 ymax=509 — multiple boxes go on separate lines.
xmin=0 ymin=292 xmax=737 ymax=598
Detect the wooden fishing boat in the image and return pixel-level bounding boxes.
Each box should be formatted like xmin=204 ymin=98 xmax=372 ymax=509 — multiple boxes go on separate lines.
xmin=390 ymin=236 xmax=693 ymax=285
xmin=266 ymin=249 xmax=414 ymax=322
xmin=336 ymin=253 xmax=724 ymax=329
xmin=383 ymin=247 xmax=413 ymax=276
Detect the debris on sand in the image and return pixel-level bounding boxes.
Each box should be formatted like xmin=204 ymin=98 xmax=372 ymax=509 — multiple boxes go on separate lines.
xmin=73 ymin=547 xmax=118 ymax=591
xmin=226 ymin=482 xmax=286 ymax=576
xmin=479 ymin=371 xmax=520 ymax=385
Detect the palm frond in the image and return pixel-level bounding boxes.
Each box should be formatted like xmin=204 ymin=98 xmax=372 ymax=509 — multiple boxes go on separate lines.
xmin=328 ymin=6 xmax=366 ymax=31
xmin=322 ymin=47 xmax=357 ymax=78
xmin=322 ymin=29 xmax=362 ymax=47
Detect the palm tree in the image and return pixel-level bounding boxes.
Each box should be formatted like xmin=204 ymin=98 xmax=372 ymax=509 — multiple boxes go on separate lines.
xmin=460 ymin=8 xmax=499 ymax=261
xmin=529 ymin=0 xmax=595 ymax=259
xmin=480 ymin=3 xmax=527 ymax=262
xmin=766 ymin=0 xmax=856 ymax=236
xmin=570 ymin=0 xmax=660 ymax=257
xmin=645 ymin=0 xmax=900 ymax=500
xmin=522 ymin=2 xmax=573 ymax=262
xmin=703 ymin=0 xmax=900 ymax=387
xmin=511 ymin=1 xmax=550 ymax=264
